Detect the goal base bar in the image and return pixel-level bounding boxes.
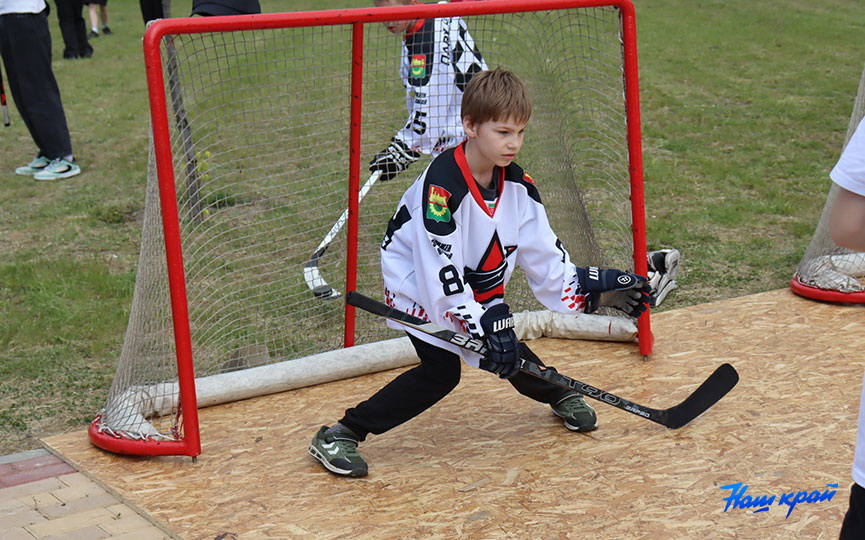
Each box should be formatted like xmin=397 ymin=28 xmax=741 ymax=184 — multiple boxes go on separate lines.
xmin=790 ymin=275 xmax=865 ymax=303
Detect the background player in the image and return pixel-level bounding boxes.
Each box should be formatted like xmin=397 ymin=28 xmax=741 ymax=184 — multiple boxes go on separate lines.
xmin=302 ymin=0 xmax=488 ymax=299
xmin=309 ymin=68 xmax=651 ymax=477
xmin=1 ymin=0 xmax=81 ymax=180
xmin=85 ymin=0 xmax=110 ymax=38
xmin=828 ymin=115 xmax=865 ymax=539
xmin=368 ymin=0 xmax=487 ymax=181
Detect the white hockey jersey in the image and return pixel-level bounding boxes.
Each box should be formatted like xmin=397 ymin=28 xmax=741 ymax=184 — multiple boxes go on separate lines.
xmin=381 ymin=143 xmax=589 ymax=366
xmin=394 ymin=15 xmax=487 ymax=156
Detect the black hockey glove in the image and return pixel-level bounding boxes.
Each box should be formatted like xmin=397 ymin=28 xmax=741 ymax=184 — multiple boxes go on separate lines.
xmin=478 ymin=303 xmax=521 ymax=379
xmin=369 ymin=137 xmax=421 ymax=181
xmin=577 ymin=266 xmax=652 ymax=318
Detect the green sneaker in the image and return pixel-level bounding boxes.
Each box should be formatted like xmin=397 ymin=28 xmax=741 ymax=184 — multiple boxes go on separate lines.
xmin=15 ymin=156 xmax=50 ymax=175
xmin=552 ymin=394 xmax=598 ymax=432
xmin=33 ymin=158 xmax=81 ymax=181
xmin=309 ymin=425 xmax=368 ymax=477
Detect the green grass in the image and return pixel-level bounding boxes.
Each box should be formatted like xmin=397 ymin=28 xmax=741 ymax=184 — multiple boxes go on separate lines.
xmin=0 ymin=0 xmax=863 ymax=454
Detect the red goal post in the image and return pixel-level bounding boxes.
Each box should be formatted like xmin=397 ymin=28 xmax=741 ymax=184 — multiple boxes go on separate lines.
xmin=89 ymin=0 xmax=651 ymax=458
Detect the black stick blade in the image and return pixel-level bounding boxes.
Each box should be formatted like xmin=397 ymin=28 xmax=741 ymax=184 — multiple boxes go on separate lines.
xmin=659 ymin=363 xmax=739 ymax=429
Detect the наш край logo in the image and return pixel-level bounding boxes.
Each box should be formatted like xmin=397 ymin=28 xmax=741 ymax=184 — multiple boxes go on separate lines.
xmin=719 ymin=482 xmax=838 ymax=518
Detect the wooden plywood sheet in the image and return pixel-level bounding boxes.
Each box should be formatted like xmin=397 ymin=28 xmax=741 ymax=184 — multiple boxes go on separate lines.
xmin=43 ymin=289 xmax=865 ymax=539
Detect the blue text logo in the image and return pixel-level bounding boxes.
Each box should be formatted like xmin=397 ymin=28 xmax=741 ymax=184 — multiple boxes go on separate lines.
xmin=719 ymin=482 xmax=838 ymax=518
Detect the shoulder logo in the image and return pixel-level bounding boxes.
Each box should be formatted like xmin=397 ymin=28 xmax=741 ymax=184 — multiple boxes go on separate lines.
xmin=426 ymin=184 xmax=452 ymax=223
xmin=410 ymin=54 xmax=427 ymax=78
xmin=523 ymin=172 xmax=536 ymax=185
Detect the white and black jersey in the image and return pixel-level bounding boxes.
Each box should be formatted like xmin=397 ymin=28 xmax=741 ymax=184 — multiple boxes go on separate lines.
xmin=394 ymin=15 xmax=487 ymax=156
xmin=381 ymin=143 xmax=589 ymax=366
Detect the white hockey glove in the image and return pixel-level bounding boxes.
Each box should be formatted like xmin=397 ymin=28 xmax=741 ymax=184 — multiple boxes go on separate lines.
xmin=647 ymin=249 xmax=680 ymax=307
xmin=577 ymin=266 xmax=652 ymax=318
xmin=369 ymin=137 xmax=421 ymax=181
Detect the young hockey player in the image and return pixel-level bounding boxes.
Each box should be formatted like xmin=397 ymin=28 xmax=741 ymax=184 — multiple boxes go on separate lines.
xmin=309 ymin=68 xmax=652 ymax=477
xmin=367 ymin=0 xmax=487 ymax=181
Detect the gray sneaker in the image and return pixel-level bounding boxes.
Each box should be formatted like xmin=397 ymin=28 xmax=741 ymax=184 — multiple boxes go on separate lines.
xmin=15 ymin=156 xmax=51 ymax=175
xmin=308 ymin=424 xmax=368 ymax=477
xmin=552 ymin=394 xmax=598 ymax=432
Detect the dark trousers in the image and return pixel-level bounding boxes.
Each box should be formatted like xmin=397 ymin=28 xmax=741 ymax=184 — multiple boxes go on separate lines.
xmin=139 ymin=0 xmax=164 ymax=24
xmin=0 ymin=11 xmax=73 ymax=160
xmin=340 ymin=333 xmax=574 ymax=441
xmin=54 ymin=0 xmax=92 ymax=59
xmin=840 ymin=482 xmax=865 ymax=539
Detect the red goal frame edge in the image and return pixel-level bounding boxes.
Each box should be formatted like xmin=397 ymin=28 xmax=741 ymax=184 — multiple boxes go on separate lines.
xmin=790 ymin=275 xmax=865 ymax=303
xmin=89 ymin=0 xmax=647 ymax=457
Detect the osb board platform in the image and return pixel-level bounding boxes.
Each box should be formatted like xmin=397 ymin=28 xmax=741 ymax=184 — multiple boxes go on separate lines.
xmin=44 ymin=289 xmax=865 ymax=539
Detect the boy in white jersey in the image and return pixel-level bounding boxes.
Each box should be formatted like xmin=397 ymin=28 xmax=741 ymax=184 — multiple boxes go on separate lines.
xmin=830 ymin=115 xmax=865 ymax=539
xmin=368 ymin=0 xmax=487 ymax=180
xmin=309 ymin=68 xmax=651 ymax=477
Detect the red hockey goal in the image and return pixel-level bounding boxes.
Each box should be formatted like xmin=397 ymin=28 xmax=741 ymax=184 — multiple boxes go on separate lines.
xmin=90 ymin=0 xmax=650 ymax=457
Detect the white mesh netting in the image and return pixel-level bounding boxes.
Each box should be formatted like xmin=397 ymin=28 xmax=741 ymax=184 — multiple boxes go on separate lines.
xmin=92 ymin=3 xmax=644 ymax=448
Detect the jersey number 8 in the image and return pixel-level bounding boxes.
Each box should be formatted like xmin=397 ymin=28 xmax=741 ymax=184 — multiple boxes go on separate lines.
xmin=439 ymin=265 xmax=465 ymax=296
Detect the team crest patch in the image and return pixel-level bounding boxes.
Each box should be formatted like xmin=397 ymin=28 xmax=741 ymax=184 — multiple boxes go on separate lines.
xmin=410 ymin=54 xmax=426 ymax=78
xmin=426 ymin=184 xmax=452 ymax=222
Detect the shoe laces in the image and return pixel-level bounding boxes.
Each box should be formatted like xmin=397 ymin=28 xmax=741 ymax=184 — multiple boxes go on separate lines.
xmin=45 ymin=158 xmax=72 ymax=172
xmin=328 ymin=434 xmax=363 ymax=457
xmin=556 ymin=395 xmax=594 ymax=416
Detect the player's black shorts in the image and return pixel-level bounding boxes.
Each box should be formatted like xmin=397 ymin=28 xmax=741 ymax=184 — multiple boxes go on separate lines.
xmin=84 ymin=0 xmax=107 ymax=5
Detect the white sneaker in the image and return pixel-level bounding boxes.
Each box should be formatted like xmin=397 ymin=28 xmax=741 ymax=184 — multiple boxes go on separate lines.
xmin=33 ymin=158 xmax=81 ymax=181
xmin=15 ymin=156 xmax=51 ymax=175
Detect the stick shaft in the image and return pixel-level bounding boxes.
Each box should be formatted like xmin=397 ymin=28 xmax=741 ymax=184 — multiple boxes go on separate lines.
xmin=303 ymin=171 xmax=382 ymax=296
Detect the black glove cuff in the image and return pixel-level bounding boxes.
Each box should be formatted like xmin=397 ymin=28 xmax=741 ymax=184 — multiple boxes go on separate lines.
xmin=480 ymin=303 xmax=514 ymax=336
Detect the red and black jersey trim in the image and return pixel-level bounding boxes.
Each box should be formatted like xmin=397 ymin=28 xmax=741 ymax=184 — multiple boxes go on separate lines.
xmin=503 ymin=162 xmax=542 ymax=205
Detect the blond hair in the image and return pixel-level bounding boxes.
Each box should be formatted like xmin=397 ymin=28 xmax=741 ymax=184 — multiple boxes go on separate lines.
xmin=461 ymin=68 xmax=532 ymax=125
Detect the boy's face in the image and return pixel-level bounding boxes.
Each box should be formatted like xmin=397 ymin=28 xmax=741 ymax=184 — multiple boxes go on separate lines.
xmin=373 ymin=0 xmax=418 ymax=35
xmin=463 ymin=116 xmax=528 ymax=169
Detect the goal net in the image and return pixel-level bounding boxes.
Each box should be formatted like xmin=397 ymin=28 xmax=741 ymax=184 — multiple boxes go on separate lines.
xmin=90 ymin=0 xmax=650 ymax=457
xmin=792 ymin=63 xmax=865 ymax=302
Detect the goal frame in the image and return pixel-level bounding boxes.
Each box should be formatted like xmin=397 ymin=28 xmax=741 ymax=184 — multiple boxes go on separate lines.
xmin=790 ymin=62 xmax=865 ymax=304
xmin=89 ymin=0 xmax=650 ymax=458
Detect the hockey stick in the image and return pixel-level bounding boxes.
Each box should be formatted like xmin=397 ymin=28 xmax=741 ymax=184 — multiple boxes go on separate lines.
xmin=346 ymin=291 xmax=738 ymax=429
xmin=303 ymin=170 xmax=383 ymax=299
xmin=0 ymin=64 xmax=9 ymax=127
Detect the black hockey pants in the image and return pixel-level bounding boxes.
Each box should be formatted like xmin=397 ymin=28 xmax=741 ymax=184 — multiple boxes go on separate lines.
xmin=840 ymin=482 xmax=865 ymax=540
xmin=340 ymin=333 xmax=575 ymax=441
